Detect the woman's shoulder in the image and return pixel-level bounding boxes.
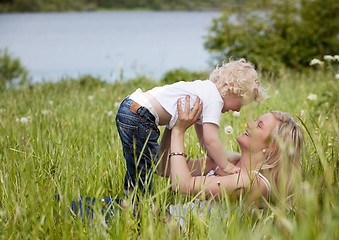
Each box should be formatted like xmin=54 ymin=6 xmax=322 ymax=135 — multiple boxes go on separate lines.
xmin=221 ymin=171 xmax=270 ymax=199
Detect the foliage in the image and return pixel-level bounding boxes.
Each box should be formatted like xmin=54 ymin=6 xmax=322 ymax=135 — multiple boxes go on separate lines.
xmin=0 ymin=0 xmax=234 ymax=12
xmin=0 ymin=64 xmax=337 ymax=238
xmin=160 ymin=68 xmax=209 ymax=85
xmin=0 ymin=0 xmax=95 ymax=12
xmin=204 ymin=0 xmax=339 ymax=73
xmin=0 ymin=49 xmax=29 ymax=92
xmin=122 ymin=76 xmax=159 ymax=92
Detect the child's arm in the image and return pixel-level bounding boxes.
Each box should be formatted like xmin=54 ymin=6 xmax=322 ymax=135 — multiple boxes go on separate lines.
xmin=194 ymin=123 xmax=206 ymax=151
xmin=203 ymin=123 xmax=240 ymax=174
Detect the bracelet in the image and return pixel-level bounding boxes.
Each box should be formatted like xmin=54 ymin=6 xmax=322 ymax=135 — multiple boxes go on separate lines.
xmin=168 ymin=152 xmax=187 ymax=159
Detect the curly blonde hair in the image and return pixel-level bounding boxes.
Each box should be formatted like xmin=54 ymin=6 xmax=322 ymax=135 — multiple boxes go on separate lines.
xmin=209 ymin=59 xmax=268 ymax=105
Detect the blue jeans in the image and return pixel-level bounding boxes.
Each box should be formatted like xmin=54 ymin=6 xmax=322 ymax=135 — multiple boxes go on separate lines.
xmin=115 ymin=97 xmax=160 ymax=195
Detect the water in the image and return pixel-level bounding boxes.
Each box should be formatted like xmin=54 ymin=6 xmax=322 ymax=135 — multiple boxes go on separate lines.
xmin=0 ymin=11 xmax=221 ymax=82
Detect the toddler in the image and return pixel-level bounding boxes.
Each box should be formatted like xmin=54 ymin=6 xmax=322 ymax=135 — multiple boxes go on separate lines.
xmin=115 ymin=59 xmax=267 ymax=195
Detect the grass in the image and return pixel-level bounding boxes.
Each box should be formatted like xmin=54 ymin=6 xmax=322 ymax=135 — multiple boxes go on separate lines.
xmin=0 ymin=69 xmax=338 ymax=239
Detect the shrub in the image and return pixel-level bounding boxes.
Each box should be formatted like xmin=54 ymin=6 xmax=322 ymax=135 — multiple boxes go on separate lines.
xmin=160 ymin=68 xmax=209 ymax=85
xmin=0 ymin=49 xmax=29 ymax=92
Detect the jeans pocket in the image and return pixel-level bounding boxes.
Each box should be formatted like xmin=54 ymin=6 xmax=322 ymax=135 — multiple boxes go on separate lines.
xmin=116 ymin=118 xmax=138 ymax=152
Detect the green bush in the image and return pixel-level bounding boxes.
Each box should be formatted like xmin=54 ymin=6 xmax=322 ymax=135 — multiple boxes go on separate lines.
xmin=160 ymin=68 xmax=209 ymax=85
xmin=0 ymin=49 xmax=29 ymax=92
xmin=204 ymin=0 xmax=339 ymax=73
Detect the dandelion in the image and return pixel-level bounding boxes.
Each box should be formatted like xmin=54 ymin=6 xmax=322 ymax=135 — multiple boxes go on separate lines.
xmin=300 ymin=110 xmax=304 ymax=118
xmin=307 ymin=94 xmax=317 ymax=101
xmin=20 ymin=117 xmax=29 ymax=123
xmin=335 ymin=73 xmax=339 ymax=79
xmin=233 ymin=111 xmax=240 ymax=117
xmin=42 ymin=110 xmax=50 ymax=115
xmin=88 ymin=95 xmax=94 ymax=101
xmin=323 ymin=55 xmax=334 ymax=61
xmin=107 ymin=111 xmax=113 ymax=116
xmin=309 ymin=59 xmax=324 ymax=66
xmin=224 ymin=126 xmax=234 ymax=135
xmin=114 ymin=102 xmax=120 ymax=108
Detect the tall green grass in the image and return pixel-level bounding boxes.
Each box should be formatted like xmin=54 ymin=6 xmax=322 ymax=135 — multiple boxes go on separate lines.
xmin=0 ymin=70 xmax=337 ymax=239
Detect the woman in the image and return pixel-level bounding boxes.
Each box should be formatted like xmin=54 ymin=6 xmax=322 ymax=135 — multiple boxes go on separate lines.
xmin=166 ymin=96 xmax=303 ymax=204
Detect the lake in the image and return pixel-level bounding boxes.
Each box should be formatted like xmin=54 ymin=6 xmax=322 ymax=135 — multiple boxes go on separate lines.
xmin=0 ymin=11 xmax=221 ymax=82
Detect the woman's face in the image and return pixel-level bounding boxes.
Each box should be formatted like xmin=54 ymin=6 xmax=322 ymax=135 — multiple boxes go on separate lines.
xmin=236 ymin=113 xmax=280 ymax=153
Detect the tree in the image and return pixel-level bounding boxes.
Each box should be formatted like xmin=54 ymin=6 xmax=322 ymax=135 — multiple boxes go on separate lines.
xmin=204 ymin=0 xmax=339 ymax=72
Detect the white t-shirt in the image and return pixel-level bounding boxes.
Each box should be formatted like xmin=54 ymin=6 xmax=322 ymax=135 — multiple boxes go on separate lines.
xmin=147 ymin=80 xmax=224 ymax=129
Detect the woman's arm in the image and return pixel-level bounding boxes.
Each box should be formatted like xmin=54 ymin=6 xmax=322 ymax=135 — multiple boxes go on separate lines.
xmin=169 ymin=96 xmax=263 ymax=200
xmin=170 ymin=126 xmax=249 ymax=199
xmin=156 ymin=127 xmax=171 ymax=177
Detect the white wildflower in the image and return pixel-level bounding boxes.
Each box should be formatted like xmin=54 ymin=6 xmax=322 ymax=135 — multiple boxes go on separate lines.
xmin=20 ymin=117 xmax=29 ymax=123
xmin=309 ymin=59 xmax=324 ymax=66
xmin=335 ymin=73 xmax=339 ymax=79
xmin=323 ymin=55 xmax=334 ymax=61
xmin=307 ymin=94 xmax=317 ymax=101
xmin=328 ymin=143 xmax=332 ymax=147
xmin=107 ymin=111 xmax=113 ymax=116
xmin=233 ymin=111 xmax=240 ymax=117
xmin=41 ymin=110 xmax=50 ymax=115
xmin=114 ymin=102 xmax=120 ymax=108
xmin=88 ymin=95 xmax=94 ymax=101
xmin=224 ymin=126 xmax=234 ymax=135
xmin=0 ymin=170 xmax=3 ymax=184
xmin=48 ymin=100 xmax=54 ymax=105
xmin=334 ymin=55 xmax=339 ymax=61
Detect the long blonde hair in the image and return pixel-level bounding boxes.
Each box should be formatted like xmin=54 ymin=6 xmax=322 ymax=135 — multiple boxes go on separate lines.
xmin=261 ymin=111 xmax=304 ymax=199
xmin=209 ymin=59 xmax=268 ymax=105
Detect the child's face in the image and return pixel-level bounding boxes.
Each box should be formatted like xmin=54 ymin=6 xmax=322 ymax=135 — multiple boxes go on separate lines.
xmin=221 ymin=94 xmax=243 ymax=113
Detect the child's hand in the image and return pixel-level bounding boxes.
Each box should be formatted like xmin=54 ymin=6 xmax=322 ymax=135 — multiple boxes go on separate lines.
xmin=214 ymin=162 xmax=240 ymax=175
xmin=222 ymin=162 xmax=241 ymax=174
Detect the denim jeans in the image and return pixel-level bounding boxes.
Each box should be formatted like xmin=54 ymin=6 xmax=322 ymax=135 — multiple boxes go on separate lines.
xmin=115 ymin=97 xmax=160 ymax=195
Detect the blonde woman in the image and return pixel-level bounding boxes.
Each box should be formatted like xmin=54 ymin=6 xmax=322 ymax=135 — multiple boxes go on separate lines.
xmin=167 ymin=96 xmax=303 ymax=205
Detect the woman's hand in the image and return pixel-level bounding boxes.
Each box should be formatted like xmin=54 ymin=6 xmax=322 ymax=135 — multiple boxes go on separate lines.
xmin=173 ymin=96 xmax=203 ymax=132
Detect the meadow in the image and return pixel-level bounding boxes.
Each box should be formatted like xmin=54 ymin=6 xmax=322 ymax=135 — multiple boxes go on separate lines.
xmin=0 ymin=62 xmax=338 ymax=239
